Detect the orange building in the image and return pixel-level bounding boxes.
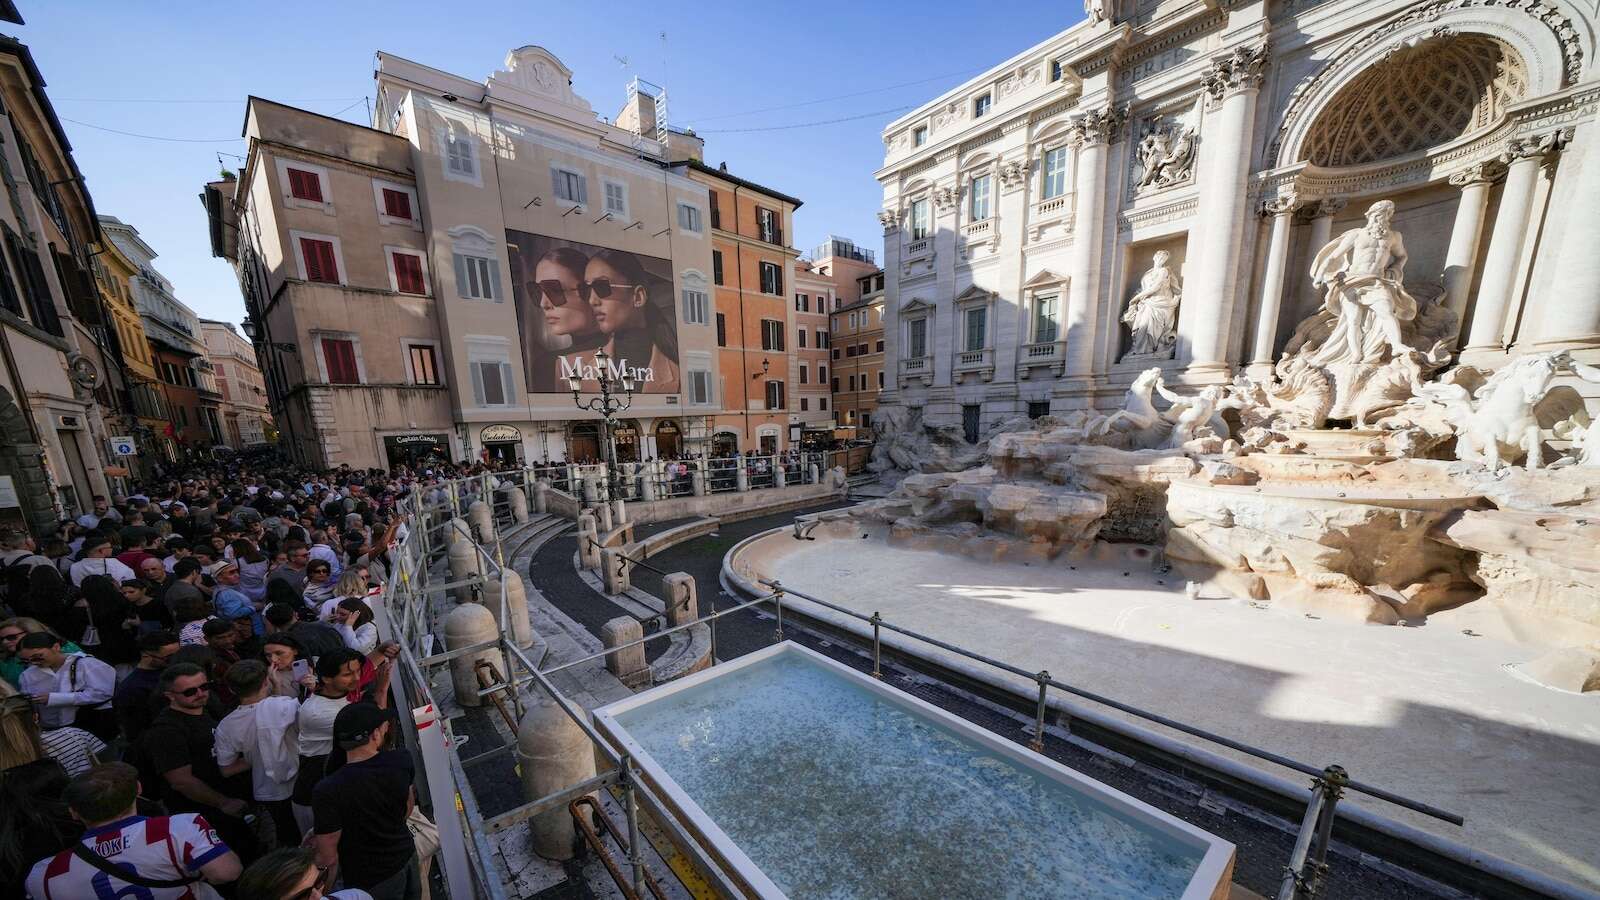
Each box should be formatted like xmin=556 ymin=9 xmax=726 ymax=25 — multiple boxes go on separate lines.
xmin=831 ymin=268 xmax=885 ymax=437
xmin=676 ymin=161 xmax=801 ymax=454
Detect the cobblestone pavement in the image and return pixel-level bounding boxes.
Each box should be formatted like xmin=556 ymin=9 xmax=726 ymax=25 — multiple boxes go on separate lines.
xmin=532 ymin=500 xmax=1456 ymax=900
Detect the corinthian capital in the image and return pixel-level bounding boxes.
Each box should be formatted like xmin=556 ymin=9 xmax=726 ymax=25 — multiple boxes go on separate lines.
xmin=878 ymin=209 xmax=901 ymax=232
xmin=1070 ymin=105 xmax=1127 ymax=146
xmin=1449 ymin=159 xmax=1508 ymax=187
xmin=1502 ymin=128 xmax=1573 ymax=163
xmin=1259 ymin=190 xmax=1300 ymax=218
xmin=1203 ymin=42 xmax=1270 ymax=103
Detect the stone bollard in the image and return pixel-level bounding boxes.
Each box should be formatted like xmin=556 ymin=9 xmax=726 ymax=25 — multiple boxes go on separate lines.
xmin=515 ymin=694 xmax=598 ymax=860
xmin=809 ymin=464 xmax=820 ymax=484
xmin=691 ymin=467 xmax=706 ymax=496
xmin=448 ymin=540 xmax=481 ymax=603
xmin=467 ymin=500 xmax=495 ymax=544
xmin=533 ymin=480 xmax=550 ymax=515
xmin=482 ymin=574 xmax=535 ymax=648
xmin=830 ymin=465 xmax=847 ymax=489
xmin=663 ymin=572 xmax=698 ymax=628
xmin=736 ymin=466 xmax=749 ymax=492
xmin=610 ymin=498 xmax=627 ymax=526
xmin=641 ymin=476 xmax=657 ymax=502
xmin=444 ymin=602 xmax=499 ymax=708
xmin=445 ymin=517 xmax=471 ymax=546
xmin=501 ymin=485 xmax=529 ymax=523
xmin=580 ymin=476 xmax=598 ymax=506
xmin=600 ymin=547 xmax=631 ymax=595
xmin=601 ymin=616 xmax=650 ymax=688
xmin=576 ymin=512 xmax=600 ymax=570
xmin=594 ymin=501 xmax=614 ymax=535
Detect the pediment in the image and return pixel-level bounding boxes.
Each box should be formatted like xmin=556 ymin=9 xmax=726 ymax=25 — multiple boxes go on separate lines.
xmin=1023 ymin=268 xmax=1066 ymax=289
xmin=489 ymin=46 xmax=594 ymax=116
xmin=900 ymin=296 xmax=935 ymax=313
xmin=953 ymin=284 xmax=993 ymax=304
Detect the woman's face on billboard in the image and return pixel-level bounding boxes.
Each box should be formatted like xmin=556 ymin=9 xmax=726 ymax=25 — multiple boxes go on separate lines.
xmin=535 ymin=258 xmax=596 ymax=337
xmin=585 ymin=257 xmax=646 ymax=334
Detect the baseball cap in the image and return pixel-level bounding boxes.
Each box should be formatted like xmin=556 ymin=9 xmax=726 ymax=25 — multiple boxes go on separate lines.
xmin=332 ymin=702 xmax=391 ymax=749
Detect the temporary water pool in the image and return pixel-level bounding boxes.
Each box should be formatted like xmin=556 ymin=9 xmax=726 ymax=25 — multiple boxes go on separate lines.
xmin=594 ymin=642 xmax=1235 ymax=899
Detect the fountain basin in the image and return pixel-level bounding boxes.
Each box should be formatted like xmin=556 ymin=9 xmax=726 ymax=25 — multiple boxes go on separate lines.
xmin=595 ymin=641 xmax=1235 ymax=899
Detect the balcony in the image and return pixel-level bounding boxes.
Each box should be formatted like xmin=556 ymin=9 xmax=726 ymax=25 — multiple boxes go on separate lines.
xmin=905 ymin=238 xmax=929 ymax=256
xmin=1030 ymin=192 xmax=1074 ymax=242
xmin=959 ymin=217 xmax=999 ymax=259
xmin=1017 ymin=341 xmax=1065 ymax=378
xmin=953 ymin=347 xmax=995 ymax=383
xmin=898 ymin=355 xmax=933 ymax=387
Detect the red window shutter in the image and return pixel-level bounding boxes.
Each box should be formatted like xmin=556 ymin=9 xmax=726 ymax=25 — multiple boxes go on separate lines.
xmin=288 ymin=168 xmax=323 ymax=202
xmin=322 ymin=338 xmax=358 ymax=384
xmin=393 ymin=252 xmax=424 ymax=294
xmin=301 ymin=238 xmax=338 ymax=283
xmin=383 ymin=189 xmax=412 ymax=220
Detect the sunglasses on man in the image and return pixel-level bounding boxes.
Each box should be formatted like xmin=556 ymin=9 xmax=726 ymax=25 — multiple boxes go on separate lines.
xmin=537 ymin=278 xmax=638 ymax=307
xmin=171 ymin=682 xmax=212 ymax=698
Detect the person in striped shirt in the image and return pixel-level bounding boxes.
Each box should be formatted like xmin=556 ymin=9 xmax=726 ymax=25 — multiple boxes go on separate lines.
xmin=25 ymin=762 xmax=242 ymax=899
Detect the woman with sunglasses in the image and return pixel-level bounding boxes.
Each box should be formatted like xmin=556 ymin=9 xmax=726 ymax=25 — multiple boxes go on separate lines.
xmin=584 ymin=249 xmax=681 ymax=393
xmin=237 ymin=846 xmax=371 ymax=899
xmin=529 ymin=246 xmax=605 ymax=392
xmin=0 ymin=618 xmax=81 ymax=690
xmin=302 ymin=560 xmax=336 ymax=610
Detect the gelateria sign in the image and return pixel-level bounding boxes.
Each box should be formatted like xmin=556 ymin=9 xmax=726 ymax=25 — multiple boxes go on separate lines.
xmin=559 ymin=354 xmax=654 ymax=386
xmin=481 ymin=424 xmax=522 ymax=443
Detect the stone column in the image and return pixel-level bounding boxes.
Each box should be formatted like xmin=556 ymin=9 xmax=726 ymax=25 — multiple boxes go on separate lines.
xmin=1062 ymin=106 xmax=1122 ymax=377
xmin=1183 ymin=43 xmax=1270 ymax=377
xmin=1465 ymin=133 xmax=1565 ymax=353
xmin=1304 ymin=199 xmax=1343 ymax=267
xmin=1531 ymin=124 xmax=1600 ymax=348
xmin=1248 ymin=192 xmax=1301 ymax=374
xmin=1442 ymin=161 xmax=1505 ymax=332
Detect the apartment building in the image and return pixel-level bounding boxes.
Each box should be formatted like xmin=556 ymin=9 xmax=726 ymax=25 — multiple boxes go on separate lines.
xmin=200 ymin=319 xmax=271 ymax=448
xmin=805 ymin=235 xmax=878 ymax=311
xmin=830 ymin=269 xmax=885 ymax=436
xmin=0 ymin=34 xmax=116 ymax=528
xmin=92 ymin=218 xmax=168 ymax=477
xmin=792 ymin=263 xmax=832 ymax=441
xmin=680 ymin=161 xmax=801 ymax=455
xmin=105 ymin=217 xmax=223 ymax=458
xmin=210 ymin=48 xmax=723 ymax=468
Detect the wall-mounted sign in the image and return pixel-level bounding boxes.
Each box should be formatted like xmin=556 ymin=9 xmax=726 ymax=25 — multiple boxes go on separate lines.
xmin=481 ymin=424 xmax=522 ymax=443
xmin=109 ymin=436 xmax=137 ymax=457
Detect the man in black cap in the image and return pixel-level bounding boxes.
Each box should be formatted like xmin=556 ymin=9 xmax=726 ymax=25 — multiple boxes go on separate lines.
xmin=310 ymin=702 xmax=419 ymax=899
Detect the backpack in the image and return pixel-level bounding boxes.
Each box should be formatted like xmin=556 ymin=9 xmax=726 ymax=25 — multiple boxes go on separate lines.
xmin=0 ymin=554 xmax=36 ymax=608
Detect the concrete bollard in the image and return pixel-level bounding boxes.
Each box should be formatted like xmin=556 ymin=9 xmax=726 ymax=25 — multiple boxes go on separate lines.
xmin=580 ymin=476 xmax=598 ymax=506
xmin=691 ymin=467 xmax=706 ymax=496
xmin=736 ymin=466 xmax=749 ymax=492
xmin=809 ymin=464 xmax=820 ymax=484
xmin=482 ymin=573 xmax=535 ymax=648
xmin=663 ymin=572 xmax=698 ymax=628
xmin=576 ymin=512 xmax=600 ymax=570
xmin=600 ymin=547 xmax=631 ymax=595
xmin=640 ymin=476 xmax=657 ymax=502
xmin=445 ymin=517 xmax=471 ymax=546
xmin=448 ymin=541 xmax=481 ymax=603
xmin=594 ymin=501 xmax=614 ymax=535
xmin=830 ymin=465 xmax=847 ymax=489
xmin=467 ymin=500 xmax=495 ymax=544
xmin=515 ymin=694 xmax=598 ymax=860
xmin=532 ymin=480 xmax=550 ymax=515
xmin=601 ymin=616 xmax=650 ymax=688
xmin=610 ymin=498 xmax=627 ymax=526
xmin=501 ymin=485 xmax=529 ymax=523
xmin=444 ymin=602 xmax=499 ymax=708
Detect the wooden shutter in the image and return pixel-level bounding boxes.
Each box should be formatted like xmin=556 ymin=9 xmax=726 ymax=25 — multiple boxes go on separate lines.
xmin=393 ymin=252 xmax=424 ymax=294
xmin=301 ymin=238 xmax=338 ymax=283
xmin=383 ymin=189 xmax=412 ymax=220
xmin=288 ymin=168 xmax=323 ymax=202
xmin=322 ymin=338 xmax=358 ymax=384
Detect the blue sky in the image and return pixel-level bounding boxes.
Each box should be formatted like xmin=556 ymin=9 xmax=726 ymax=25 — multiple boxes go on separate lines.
xmin=15 ymin=1 xmax=1084 ymax=326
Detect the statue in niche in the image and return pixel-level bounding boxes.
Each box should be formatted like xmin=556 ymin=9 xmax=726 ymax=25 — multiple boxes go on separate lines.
xmin=1136 ymin=126 xmax=1196 ymax=191
xmin=1303 ymin=200 xmax=1417 ymax=366
xmin=1085 ymin=0 xmax=1108 ymax=23
xmin=1121 ymin=250 xmax=1181 ymax=359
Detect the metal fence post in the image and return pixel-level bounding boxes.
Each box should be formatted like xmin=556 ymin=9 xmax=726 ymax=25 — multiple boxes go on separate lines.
xmin=771 ymin=582 xmax=785 ymax=642
xmin=1028 ymin=670 xmax=1051 ymax=752
xmin=870 ymin=611 xmax=883 ymax=679
xmin=1277 ymin=765 xmax=1348 ymax=900
xmin=622 ymin=756 xmax=646 ymax=896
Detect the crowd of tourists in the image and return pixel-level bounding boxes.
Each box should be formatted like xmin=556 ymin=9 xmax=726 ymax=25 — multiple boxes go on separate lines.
xmin=0 ymin=456 xmax=501 ymax=899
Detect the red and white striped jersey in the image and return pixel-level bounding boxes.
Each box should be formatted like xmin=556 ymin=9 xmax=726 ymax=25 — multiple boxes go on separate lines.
xmin=25 ymin=813 xmax=230 ymax=900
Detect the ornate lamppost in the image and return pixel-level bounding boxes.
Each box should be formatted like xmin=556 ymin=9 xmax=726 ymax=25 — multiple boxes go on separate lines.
xmin=567 ymin=348 xmax=636 ymax=503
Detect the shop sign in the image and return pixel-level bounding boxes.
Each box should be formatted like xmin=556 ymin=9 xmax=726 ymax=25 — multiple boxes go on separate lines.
xmin=481 ymin=424 xmax=522 ymax=443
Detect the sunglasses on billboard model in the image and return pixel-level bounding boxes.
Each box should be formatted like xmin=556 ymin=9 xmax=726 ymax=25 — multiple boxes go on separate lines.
xmin=537 ymin=278 xmax=639 ymax=307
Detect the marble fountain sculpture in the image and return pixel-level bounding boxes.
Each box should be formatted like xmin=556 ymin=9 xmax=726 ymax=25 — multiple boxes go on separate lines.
xmin=847 ymin=201 xmax=1600 ymax=688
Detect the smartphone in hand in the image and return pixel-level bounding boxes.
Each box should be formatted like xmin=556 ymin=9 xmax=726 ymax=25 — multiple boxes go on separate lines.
xmin=292 ymin=659 xmax=311 ymax=682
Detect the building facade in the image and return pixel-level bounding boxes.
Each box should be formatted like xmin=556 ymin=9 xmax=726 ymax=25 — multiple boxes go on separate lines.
xmin=212 ymin=49 xmax=735 ymax=469
xmin=0 ymin=34 xmax=116 ymax=530
xmin=92 ymin=219 xmax=167 ymax=479
xmin=105 ymin=217 xmax=223 ymax=459
xmin=792 ymin=263 xmax=834 ymax=440
xmin=875 ymin=0 xmax=1600 ymax=437
xmin=200 ymin=319 xmax=271 ymax=449
xmin=682 ymin=161 xmax=803 ymax=455
xmin=831 ymin=270 xmax=886 ymax=436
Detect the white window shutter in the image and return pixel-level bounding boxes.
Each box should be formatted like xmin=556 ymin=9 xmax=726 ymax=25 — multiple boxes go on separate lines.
xmin=470 ymin=361 xmax=486 ymax=406
xmin=500 ymin=362 xmax=515 ymax=402
xmin=453 ymin=254 xmax=470 ymax=297
xmin=488 ymin=261 xmax=502 ymax=302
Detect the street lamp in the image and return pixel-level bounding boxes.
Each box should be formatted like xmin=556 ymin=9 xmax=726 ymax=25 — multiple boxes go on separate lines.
xmin=568 ymin=348 xmax=636 ymax=503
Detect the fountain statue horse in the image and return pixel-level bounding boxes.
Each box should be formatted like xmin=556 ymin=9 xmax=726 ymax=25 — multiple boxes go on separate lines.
xmin=1414 ymin=352 xmax=1568 ymax=470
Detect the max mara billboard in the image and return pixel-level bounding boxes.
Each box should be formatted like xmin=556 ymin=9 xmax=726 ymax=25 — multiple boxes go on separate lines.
xmin=507 ymin=230 xmax=681 ymax=395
